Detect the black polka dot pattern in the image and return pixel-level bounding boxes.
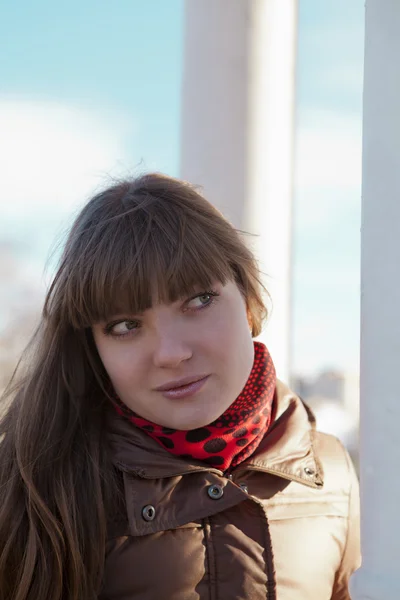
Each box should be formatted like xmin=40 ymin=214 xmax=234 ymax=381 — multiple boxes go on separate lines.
xmin=203 ymin=438 xmax=227 ymax=453
xmin=157 ymin=436 xmax=175 ymax=449
xmin=114 ymin=342 xmax=276 ymax=472
xmin=232 ymin=427 xmax=248 ymax=438
xmin=185 ymin=428 xmax=212 ymax=443
xmin=236 ymin=438 xmax=248 ymax=447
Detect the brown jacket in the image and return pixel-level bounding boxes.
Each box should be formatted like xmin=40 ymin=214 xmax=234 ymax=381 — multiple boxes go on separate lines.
xmin=100 ymin=380 xmax=360 ymax=599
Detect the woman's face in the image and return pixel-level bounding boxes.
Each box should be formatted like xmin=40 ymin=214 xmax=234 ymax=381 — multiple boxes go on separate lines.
xmin=92 ymin=280 xmax=255 ymax=430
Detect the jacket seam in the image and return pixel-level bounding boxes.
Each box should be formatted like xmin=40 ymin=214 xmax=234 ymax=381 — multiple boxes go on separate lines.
xmin=266 ymin=493 xmax=349 ymax=504
xmin=335 ymin=440 xmax=353 ymax=575
xmin=267 ymin=513 xmax=349 ymax=522
xmin=203 ymin=517 xmax=218 ymax=600
xmin=254 ymin=500 xmax=276 ymax=600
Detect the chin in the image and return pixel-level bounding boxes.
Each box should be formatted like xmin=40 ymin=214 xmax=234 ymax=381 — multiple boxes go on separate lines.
xmin=179 ymin=421 xmax=210 ymax=431
xmin=175 ymin=412 xmax=224 ymax=431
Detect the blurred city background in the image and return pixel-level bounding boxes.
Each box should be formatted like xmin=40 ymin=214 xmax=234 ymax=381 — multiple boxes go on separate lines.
xmin=0 ymin=0 xmax=364 ymax=469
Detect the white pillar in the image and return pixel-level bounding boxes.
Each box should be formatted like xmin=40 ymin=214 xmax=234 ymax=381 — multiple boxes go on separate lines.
xmin=350 ymin=2 xmax=400 ymax=599
xmin=180 ymin=0 xmax=297 ymax=382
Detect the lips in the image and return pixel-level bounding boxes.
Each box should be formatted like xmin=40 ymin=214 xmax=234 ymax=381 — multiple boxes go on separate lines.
xmin=155 ymin=375 xmax=210 ymax=400
xmin=155 ymin=375 xmax=209 ymax=392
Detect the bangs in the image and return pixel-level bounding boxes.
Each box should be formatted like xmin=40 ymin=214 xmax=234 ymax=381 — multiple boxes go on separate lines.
xmin=63 ymin=195 xmax=235 ymax=328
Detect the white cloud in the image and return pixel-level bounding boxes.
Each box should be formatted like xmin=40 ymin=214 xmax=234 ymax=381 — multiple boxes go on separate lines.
xmin=291 ymin=3 xmax=364 ymax=376
xmin=292 ymin=312 xmax=360 ymax=376
xmin=0 ymin=97 xmax=135 ymax=326
xmin=0 ymin=97 xmax=134 ymax=221
xmin=295 ymin=109 xmax=362 ymax=190
xmin=293 ymin=265 xmax=360 ymax=289
xmin=293 ymin=111 xmax=362 ymax=369
xmin=320 ymin=63 xmax=364 ymax=97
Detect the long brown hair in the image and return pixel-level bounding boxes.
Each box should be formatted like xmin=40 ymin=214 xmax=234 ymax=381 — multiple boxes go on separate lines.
xmin=0 ymin=173 xmax=268 ymax=599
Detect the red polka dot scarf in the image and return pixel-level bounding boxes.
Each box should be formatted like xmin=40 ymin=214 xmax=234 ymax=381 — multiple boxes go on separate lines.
xmin=113 ymin=342 xmax=276 ymax=473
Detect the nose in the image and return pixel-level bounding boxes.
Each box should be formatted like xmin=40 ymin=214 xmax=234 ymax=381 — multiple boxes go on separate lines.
xmin=152 ymin=329 xmax=193 ymax=369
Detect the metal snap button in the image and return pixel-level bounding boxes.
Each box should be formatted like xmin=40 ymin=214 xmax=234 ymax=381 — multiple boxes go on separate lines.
xmin=207 ymin=484 xmax=224 ymax=500
xmin=142 ymin=504 xmax=156 ymax=521
xmin=239 ymin=483 xmax=249 ymax=493
xmin=304 ymin=466 xmax=315 ymax=476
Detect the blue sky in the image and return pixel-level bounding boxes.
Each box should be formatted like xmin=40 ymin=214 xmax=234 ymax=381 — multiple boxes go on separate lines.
xmin=0 ymin=0 xmax=365 ymax=376
xmin=0 ymin=0 xmax=183 ymax=172
xmin=294 ymin=0 xmax=364 ymax=374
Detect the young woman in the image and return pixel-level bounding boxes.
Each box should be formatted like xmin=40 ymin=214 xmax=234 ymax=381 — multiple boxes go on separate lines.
xmin=0 ymin=173 xmax=360 ymax=599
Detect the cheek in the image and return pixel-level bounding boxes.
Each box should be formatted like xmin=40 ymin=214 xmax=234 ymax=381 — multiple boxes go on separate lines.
xmin=206 ymin=302 xmax=253 ymax=363
xmin=214 ymin=298 xmax=252 ymax=341
xmin=218 ymin=298 xmax=254 ymax=367
xmin=96 ymin=342 xmax=141 ymax=388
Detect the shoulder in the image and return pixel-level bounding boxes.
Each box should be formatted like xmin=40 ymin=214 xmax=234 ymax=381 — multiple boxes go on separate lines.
xmin=274 ymin=380 xmax=356 ymax=489
xmin=313 ymin=430 xmax=358 ymax=500
xmin=312 ymin=433 xmax=361 ymax=587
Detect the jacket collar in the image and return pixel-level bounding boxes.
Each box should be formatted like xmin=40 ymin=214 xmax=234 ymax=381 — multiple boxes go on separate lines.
xmin=107 ymin=380 xmax=324 ymax=489
xmin=236 ymin=380 xmax=324 ymax=487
